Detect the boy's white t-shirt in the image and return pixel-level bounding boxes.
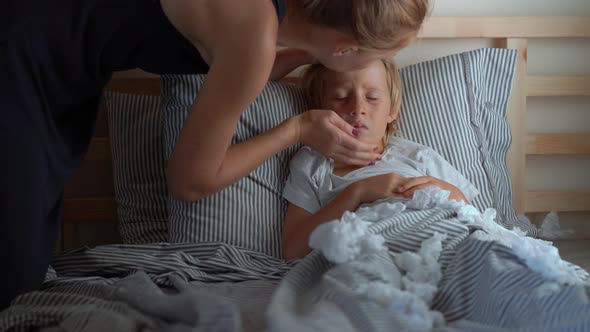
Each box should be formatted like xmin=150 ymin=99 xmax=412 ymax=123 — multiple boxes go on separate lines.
xmin=283 ymin=137 xmax=479 ymax=214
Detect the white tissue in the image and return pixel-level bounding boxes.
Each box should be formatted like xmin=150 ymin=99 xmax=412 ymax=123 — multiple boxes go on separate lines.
xmin=406 ymin=186 xmax=451 ymax=210
xmin=539 ymin=211 xmax=574 ymax=239
xmin=511 ymin=236 xmax=580 ymax=284
xmin=394 ymin=233 xmax=446 ymax=305
xmin=407 ymin=187 xmax=584 ymax=285
xmin=356 ymin=201 xmax=406 ymax=221
xmin=309 ymin=212 xmax=385 ymax=264
xmin=387 ymin=288 xmax=437 ymax=330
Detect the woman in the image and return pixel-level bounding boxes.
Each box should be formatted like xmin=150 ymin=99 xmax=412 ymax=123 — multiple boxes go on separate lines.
xmin=0 ymin=0 xmax=429 ymax=309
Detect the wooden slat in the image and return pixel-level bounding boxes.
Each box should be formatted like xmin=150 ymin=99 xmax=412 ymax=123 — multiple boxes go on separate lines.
xmin=64 ymin=160 xmax=115 ymax=198
xmin=527 ymin=76 xmax=590 ymax=97
xmin=86 ymin=137 xmax=111 ymax=161
xmin=419 ymin=17 xmax=590 ymax=38
xmin=62 ymin=197 xmax=117 ymax=222
xmin=526 ymin=134 xmax=590 ymax=155
xmin=505 ymin=38 xmax=528 ymax=215
xmin=61 ymin=220 xmax=80 ymax=252
xmin=526 ymin=191 xmax=590 ymax=213
xmin=104 ymin=77 xmax=160 ymax=95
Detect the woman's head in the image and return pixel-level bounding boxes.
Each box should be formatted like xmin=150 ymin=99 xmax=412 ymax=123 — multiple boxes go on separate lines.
xmin=287 ymin=0 xmax=429 ymax=71
xmin=302 ymin=59 xmax=402 ymax=147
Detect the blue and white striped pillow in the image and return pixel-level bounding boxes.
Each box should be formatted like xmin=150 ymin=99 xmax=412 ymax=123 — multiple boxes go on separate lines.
xmin=161 ymin=75 xmax=306 ymax=258
xmin=104 ymin=93 xmax=168 ymax=244
xmin=397 ymin=48 xmax=535 ymax=234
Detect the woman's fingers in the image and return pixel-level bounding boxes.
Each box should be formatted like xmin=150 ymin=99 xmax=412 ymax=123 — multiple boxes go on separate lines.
xmin=303 ymin=110 xmax=382 ymax=165
xmin=328 ymin=118 xmax=380 ymax=164
xmin=330 ymin=112 xmax=359 ymax=138
xmin=331 ymin=140 xmax=380 ymax=165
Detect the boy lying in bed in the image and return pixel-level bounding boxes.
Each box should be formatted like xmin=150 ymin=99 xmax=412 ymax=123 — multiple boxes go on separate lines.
xmin=282 ymin=59 xmax=480 ymax=260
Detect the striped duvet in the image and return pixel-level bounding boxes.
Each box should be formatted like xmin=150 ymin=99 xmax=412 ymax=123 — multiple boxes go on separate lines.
xmin=1 ymin=204 xmax=589 ymax=331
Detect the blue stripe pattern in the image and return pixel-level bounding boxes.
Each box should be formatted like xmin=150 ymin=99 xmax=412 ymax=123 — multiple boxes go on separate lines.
xmin=396 ymin=48 xmax=537 ymax=236
xmin=104 ymin=93 xmax=168 ymax=244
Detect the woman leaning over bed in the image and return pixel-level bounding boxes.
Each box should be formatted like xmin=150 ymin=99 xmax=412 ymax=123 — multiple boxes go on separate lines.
xmin=0 ymin=0 xmax=428 ymax=309
xmin=282 ymin=60 xmax=480 ymax=259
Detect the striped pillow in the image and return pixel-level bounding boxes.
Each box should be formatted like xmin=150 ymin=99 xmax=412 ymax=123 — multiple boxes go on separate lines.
xmin=161 ymin=75 xmax=306 ymax=258
xmin=397 ymin=48 xmax=535 ymax=234
xmin=104 ymin=93 xmax=168 ymax=244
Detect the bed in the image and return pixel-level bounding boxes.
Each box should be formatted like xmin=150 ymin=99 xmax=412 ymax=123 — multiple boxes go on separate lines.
xmin=2 ymin=16 xmax=590 ymax=332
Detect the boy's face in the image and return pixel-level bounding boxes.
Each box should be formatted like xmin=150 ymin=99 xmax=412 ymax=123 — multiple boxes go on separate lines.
xmin=321 ymin=60 xmax=396 ymax=146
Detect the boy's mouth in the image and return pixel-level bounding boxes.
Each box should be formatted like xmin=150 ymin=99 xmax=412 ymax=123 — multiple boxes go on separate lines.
xmin=352 ymin=123 xmax=368 ymax=130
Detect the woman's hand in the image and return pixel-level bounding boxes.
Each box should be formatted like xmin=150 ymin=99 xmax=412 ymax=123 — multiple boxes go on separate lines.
xmin=348 ymin=173 xmax=407 ymax=205
xmin=295 ymin=110 xmax=381 ymax=166
xmin=396 ymin=176 xmax=468 ymax=202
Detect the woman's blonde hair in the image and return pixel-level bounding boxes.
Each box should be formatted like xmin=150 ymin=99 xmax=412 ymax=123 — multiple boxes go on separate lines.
xmin=301 ymin=59 xmax=403 ymax=143
xmin=296 ymin=0 xmax=429 ymax=50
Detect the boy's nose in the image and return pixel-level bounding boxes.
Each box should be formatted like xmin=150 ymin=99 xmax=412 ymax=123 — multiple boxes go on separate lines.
xmin=349 ymin=107 xmax=367 ymax=116
xmin=348 ymin=97 xmax=367 ymax=116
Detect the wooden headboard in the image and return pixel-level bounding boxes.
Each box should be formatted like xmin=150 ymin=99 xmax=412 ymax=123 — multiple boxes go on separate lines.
xmin=59 ymin=16 xmax=590 ymax=251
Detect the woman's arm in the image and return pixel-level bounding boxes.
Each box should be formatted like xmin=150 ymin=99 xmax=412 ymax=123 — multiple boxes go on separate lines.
xmin=163 ymin=0 xmax=381 ymax=201
xmin=164 ymin=0 xmax=282 ymax=201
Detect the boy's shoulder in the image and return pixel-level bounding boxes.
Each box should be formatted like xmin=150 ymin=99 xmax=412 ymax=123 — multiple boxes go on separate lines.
xmin=290 ymin=146 xmax=330 ymax=171
xmin=387 ymin=137 xmax=434 ymax=158
xmin=293 ymin=146 xmax=326 ymax=160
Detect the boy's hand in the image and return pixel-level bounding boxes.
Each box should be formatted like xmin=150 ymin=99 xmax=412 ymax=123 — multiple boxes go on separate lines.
xmin=349 ymin=173 xmax=407 ymax=205
xmin=296 ymin=110 xmax=381 ymax=166
xmin=396 ymin=176 xmax=467 ymax=202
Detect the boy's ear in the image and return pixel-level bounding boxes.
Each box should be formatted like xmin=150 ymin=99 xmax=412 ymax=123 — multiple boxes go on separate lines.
xmin=387 ymin=107 xmax=399 ymax=123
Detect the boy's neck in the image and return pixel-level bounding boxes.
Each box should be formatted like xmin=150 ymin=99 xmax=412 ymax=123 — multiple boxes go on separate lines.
xmin=332 ymin=163 xmax=363 ymax=177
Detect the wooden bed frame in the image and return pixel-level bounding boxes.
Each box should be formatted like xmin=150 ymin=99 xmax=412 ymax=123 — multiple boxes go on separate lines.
xmin=59 ymin=16 xmax=590 ymax=251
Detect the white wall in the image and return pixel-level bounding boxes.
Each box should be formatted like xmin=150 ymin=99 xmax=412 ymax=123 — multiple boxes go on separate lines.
xmin=395 ymin=0 xmax=590 ymax=237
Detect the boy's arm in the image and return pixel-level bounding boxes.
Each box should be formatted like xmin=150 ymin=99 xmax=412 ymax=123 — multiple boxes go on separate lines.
xmin=397 ymin=176 xmax=468 ymax=203
xmin=283 ymin=172 xmax=408 ymax=259
xmin=283 ymin=187 xmax=361 ymax=260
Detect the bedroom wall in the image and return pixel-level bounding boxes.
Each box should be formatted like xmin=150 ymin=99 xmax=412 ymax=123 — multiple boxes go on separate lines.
xmin=394 ymin=0 xmax=590 ymax=238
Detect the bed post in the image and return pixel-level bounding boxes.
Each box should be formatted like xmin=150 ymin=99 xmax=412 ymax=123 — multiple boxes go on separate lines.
xmin=503 ymin=38 xmax=528 ymax=215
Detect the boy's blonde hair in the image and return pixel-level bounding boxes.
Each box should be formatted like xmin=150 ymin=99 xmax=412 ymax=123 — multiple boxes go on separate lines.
xmin=301 ymin=59 xmax=403 ymax=143
xmin=296 ymin=0 xmax=429 ymax=50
